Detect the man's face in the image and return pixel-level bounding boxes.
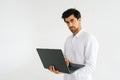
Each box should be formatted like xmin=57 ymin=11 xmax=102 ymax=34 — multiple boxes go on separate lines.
xmin=65 ymin=15 xmax=81 ymax=33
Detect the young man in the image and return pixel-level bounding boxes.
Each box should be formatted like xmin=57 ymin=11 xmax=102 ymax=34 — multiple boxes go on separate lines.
xmin=49 ymin=8 xmax=99 ymax=80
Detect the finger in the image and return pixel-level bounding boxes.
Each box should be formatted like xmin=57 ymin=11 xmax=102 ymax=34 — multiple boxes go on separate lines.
xmin=49 ymin=66 xmax=63 ymax=74
xmin=55 ymin=70 xmax=59 ymax=74
xmin=66 ymin=58 xmax=72 ymax=64
xmin=49 ymin=66 xmax=53 ymax=72
xmin=52 ymin=66 xmax=60 ymax=74
xmin=69 ymin=60 xmax=72 ymax=64
xmin=49 ymin=66 xmax=51 ymax=69
xmin=55 ymin=70 xmax=63 ymax=74
xmin=52 ymin=66 xmax=56 ymax=72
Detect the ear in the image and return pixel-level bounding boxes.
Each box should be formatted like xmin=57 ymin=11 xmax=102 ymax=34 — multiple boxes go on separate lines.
xmin=78 ymin=18 xmax=81 ymax=24
xmin=78 ymin=18 xmax=81 ymax=22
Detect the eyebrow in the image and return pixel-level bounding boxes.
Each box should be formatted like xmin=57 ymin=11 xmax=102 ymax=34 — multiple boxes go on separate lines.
xmin=65 ymin=19 xmax=74 ymax=23
xmin=65 ymin=21 xmax=69 ymax=23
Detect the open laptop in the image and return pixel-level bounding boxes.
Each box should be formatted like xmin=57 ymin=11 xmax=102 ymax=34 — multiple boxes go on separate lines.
xmin=36 ymin=48 xmax=85 ymax=74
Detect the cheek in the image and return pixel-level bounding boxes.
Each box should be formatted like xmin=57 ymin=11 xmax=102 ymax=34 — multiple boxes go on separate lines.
xmin=74 ymin=22 xmax=78 ymax=26
xmin=76 ymin=22 xmax=79 ymax=26
xmin=67 ymin=24 xmax=70 ymax=28
xmin=74 ymin=23 xmax=79 ymax=28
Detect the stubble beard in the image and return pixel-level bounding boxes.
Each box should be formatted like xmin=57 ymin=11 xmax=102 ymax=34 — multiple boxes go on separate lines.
xmin=70 ymin=27 xmax=80 ymax=35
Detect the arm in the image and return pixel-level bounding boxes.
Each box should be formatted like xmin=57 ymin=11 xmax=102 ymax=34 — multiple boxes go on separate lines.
xmin=73 ymin=37 xmax=99 ymax=77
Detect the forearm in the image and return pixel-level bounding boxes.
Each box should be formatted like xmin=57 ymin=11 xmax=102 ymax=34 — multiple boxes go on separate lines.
xmin=73 ymin=62 xmax=96 ymax=77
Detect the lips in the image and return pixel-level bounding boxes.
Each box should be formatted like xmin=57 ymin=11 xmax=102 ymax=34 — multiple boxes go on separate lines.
xmin=70 ymin=27 xmax=74 ymax=30
xmin=69 ymin=28 xmax=75 ymax=32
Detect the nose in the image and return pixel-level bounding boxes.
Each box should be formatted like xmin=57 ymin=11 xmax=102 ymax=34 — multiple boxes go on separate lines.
xmin=68 ymin=22 xmax=73 ymax=28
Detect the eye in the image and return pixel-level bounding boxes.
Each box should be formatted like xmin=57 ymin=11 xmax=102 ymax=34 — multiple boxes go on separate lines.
xmin=65 ymin=21 xmax=69 ymax=24
xmin=70 ymin=19 xmax=74 ymax=23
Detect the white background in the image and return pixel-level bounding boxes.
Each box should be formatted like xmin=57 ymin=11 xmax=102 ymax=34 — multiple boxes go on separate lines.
xmin=0 ymin=0 xmax=120 ymax=80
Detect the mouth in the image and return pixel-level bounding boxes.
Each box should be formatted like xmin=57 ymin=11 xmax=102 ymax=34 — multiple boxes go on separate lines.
xmin=70 ymin=27 xmax=74 ymax=31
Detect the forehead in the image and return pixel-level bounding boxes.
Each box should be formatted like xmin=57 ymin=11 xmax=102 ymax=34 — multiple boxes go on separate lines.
xmin=65 ymin=15 xmax=76 ymax=22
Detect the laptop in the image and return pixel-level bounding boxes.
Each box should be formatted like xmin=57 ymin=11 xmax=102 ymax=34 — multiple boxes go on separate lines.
xmin=36 ymin=48 xmax=85 ymax=74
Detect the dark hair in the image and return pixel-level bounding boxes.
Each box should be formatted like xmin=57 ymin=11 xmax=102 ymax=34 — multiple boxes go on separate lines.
xmin=62 ymin=8 xmax=81 ymax=21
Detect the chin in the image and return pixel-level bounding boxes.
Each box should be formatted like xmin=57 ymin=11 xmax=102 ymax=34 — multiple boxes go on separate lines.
xmin=71 ymin=31 xmax=75 ymax=34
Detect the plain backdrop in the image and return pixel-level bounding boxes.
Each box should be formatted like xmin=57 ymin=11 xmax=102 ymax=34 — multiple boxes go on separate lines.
xmin=0 ymin=0 xmax=120 ymax=80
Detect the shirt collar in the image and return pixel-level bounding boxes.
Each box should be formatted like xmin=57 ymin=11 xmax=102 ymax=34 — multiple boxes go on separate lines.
xmin=73 ymin=28 xmax=84 ymax=38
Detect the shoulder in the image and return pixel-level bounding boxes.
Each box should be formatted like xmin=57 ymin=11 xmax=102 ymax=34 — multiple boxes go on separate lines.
xmin=66 ymin=35 xmax=73 ymax=41
xmin=82 ymin=30 xmax=96 ymax=41
xmin=82 ymin=31 xmax=99 ymax=46
xmin=64 ymin=35 xmax=73 ymax=46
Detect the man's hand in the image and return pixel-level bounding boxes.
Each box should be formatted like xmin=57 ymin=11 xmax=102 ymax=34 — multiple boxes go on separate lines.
xmin=48 ymin=58 xmax=71 ymax=74
xmin=65 ymin=58 xmax=72 ymax=66
xmin=49 ymin=66 xmax=63 ymax=74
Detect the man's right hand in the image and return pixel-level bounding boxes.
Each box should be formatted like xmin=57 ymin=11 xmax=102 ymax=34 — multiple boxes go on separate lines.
xmin=48 ymin=58 xmax=72 ymax=74
xmin=49 ymin=66 xmax=63 ymax=74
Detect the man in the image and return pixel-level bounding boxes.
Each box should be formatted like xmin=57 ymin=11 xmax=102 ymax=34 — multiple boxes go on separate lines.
xmin=49 ymin=8 xmax=99 ymax=80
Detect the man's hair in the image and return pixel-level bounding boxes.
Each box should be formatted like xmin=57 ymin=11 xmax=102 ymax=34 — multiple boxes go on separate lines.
xmin=62 ymin=8 xmax=81 ymax=21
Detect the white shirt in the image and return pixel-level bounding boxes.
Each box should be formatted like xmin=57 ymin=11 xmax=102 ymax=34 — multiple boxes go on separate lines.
xmin=64 ymin=29 xmax=99 ymax=80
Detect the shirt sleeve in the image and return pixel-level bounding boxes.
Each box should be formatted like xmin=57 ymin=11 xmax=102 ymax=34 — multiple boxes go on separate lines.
xmin=63 ymin=39 xmax=67 ymax=58
xmin=73 ymin=36 xmax=99 ymax=77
